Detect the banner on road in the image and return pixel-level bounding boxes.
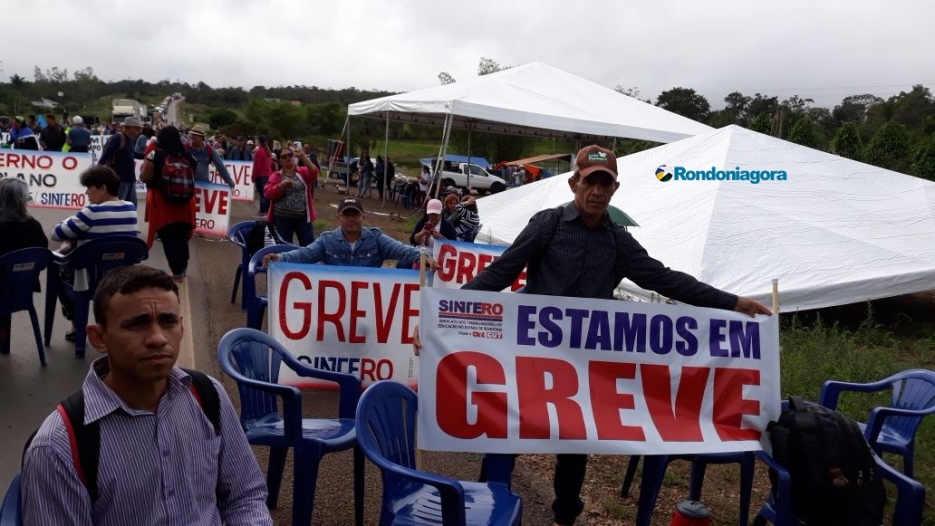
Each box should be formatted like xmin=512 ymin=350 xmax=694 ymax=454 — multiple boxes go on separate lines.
xmin=417 ymin=287 xmax=780 ymax=455
xmin=194 ymin=181 xmax=231 ymax=237
xmin=268 ymin=263 xmax=421 ymax=388
xmin=432 ymin=239 xmax=524 ymax=291
xmin=209 ymin=160 xmax=254 ymax=202
xmin=0 ymin=150 xmax=92 ymax=209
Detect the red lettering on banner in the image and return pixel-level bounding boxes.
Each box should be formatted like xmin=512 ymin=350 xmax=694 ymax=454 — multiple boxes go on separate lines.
xmin=348 ymin=281 xmax=367 ymax=343
xmin=712 ymin=368 xmax=761 ymax=441
xmin=437 ymin=351 xmax=508 ymax=439
xmin=62 ymin=156 xmax=78 ymax=170
xmin=401 ymin=283 xmax=419 ymax=344
xmin=199 ymin=187 xmax=229 ymax=214
xmin=641 ymin=364 xmax=708 ymax=441
xmin=477 ymin=253 xmax=494 ymax=274
xmin=37 ymin=156 xmax=53 ymax=169
xmin=317 ymin=280 xmax=346 ymax=341
xmin=278 ymin=272 xmax=312 ymax=339
xmin=588 ymin=361 xmax=646 ymax=441
xmin=373 ymin=282 xmax=401 ymax=342
xmin=516 ymin=357 xmax=586 ymax=439
xmin=456 ymin=250 xmax=476 ymax=284
xmin=231 ymin=165 xmax=249 ymax=185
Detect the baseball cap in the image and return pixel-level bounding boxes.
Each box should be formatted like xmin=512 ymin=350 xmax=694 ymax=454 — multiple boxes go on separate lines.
xmin=338 ymin=197 xmax=364 ymax=214
xmin=426 ymin=199 xmax=443 ymax=214
xmin=247 ymin=140 xmax=255 ymax=145
xmin=72 ymin=116 xmax=83 ymax=125
xmin=574 ymin=145 xmax=618 ymax=180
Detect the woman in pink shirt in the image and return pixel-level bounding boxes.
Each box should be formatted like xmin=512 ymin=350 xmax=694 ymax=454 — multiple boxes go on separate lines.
xmin=251 ymin=135 xmax=273 ymax=217
xmin=263 ymin=146 xmax=318 ymax=245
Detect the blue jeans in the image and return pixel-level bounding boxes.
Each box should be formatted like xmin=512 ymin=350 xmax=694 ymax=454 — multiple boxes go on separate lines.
xmin=117 ymin=181 xmax=138 ymax=209
xmin=273 ymin=215 xmax=315 ymax=246
xmin=255 ymin=177 xmax=270 ymax=214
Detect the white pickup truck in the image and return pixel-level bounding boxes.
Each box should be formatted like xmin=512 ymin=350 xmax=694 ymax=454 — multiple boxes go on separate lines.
xmin=437 ymin=163 xmax=508 ymax=194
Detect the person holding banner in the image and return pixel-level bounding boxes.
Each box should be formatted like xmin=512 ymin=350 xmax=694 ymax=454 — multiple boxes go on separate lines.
xmin=262 ymin=197 xmax=428 ymax=268
xmin=186 ymin=125 xmax=235 ymax=189
xmin=140 ymin=126 xmax=197 ymax=282
xmin=416 ymin=144 xmax=771 ymax=526
xmin=263 ymin=145 xmax=318 ymax=246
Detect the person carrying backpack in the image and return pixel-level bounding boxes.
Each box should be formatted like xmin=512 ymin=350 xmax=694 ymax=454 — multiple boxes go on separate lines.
xmin=98 ymin=117 xmax=143 ymax=209
xmin=140 ymin=126 xmax=197 ymax=282
xmin=21 ymin=265 xmax=272 ymax=526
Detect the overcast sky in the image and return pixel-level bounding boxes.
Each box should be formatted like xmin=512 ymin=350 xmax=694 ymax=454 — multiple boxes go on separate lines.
xmin=4 ymin=0 xmax=934 ymax=109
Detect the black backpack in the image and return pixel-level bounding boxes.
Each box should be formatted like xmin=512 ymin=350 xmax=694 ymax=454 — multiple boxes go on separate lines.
xmin=22 ymin=369 xmax=220 ymax=503
xmin=246 ymin=220 xmax=278 ymax=256
xmin=765 ymin=396 xmax=887 ymax=526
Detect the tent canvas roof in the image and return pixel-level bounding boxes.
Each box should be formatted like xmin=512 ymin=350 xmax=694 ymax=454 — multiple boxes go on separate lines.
xmin=474 ymin=125 xmax=935 ymax=312
xmin=348 ymin=62 xmax=713 ymax=143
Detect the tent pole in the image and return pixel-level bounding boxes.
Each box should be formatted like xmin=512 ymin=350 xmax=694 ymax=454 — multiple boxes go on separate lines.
xmin=383 ymin=112 xmax=390 ymax=206
xmin=466 ymin=123 xmax=472 ymax=193
xmin=346 ymin=116 xmax=352 ymax=196
xmin=435 ymin=112 xmax=454 ymax=199
xmin=431 ymin=113 xmax=451 ymax=201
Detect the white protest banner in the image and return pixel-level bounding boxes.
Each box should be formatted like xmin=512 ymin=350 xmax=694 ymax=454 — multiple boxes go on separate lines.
xmin=1 ymin=150 xmax=92 ymax=209
xmin=418 ymin=287 xmax=780 ymax=455
xmin=433 ymin=239 xmax=525 ymax=291
xmin=0 ymin=132 xmax=9 ymax=146
xmin=268 ymin=263 xmax=421 ymax=388
xmin=194 ymin=181 xmax=231 ymax=237
xmin=89 ymin=135 xmax=108 ymax=164
xmin=209 ymin=160 xmax=254 ymax=202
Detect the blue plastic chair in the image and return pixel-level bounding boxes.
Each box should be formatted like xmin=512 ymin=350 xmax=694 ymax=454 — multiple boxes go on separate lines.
xmin=355 ymin=380 xmax=523 ymax=526
xmin=227 ymin=220 xmax=255 ymax=309
xmin=0 ymin=474 xmax=22 ymax=526
xmin=621 ymin=452 xmax=755 ymax=526
xmin=43 ymin=235 xmax=148 ymax=358
xmin=217 ymin=328 xmax=363 ymax=526
xmin=245 ymin=244 xmax=297 ymax=330
xmin=752 ymin=445 xmax=924 ymax=526
xmin=819 ymin=369 xmax=935 ymax=479
xmin=0 ymin=248 xmax=52 ymax=366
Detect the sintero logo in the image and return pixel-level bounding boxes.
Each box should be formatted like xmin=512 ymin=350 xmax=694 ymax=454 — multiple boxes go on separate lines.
xmin=655 ymin=165 xmax=788 ymax=184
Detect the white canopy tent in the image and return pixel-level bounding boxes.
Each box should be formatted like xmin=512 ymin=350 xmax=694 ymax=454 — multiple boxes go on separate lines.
xmin=348 ymin=61 xmax=713 ymax=143
xmin=475 ymin=125 xmax=935 ymax=312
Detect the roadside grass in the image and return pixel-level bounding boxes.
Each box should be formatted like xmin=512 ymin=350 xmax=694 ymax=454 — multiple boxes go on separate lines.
xmin=777 ymin=308 xmax=935 ymax=522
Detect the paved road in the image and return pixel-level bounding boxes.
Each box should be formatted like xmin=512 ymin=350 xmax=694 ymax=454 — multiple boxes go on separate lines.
xmin=0 ymin=199 xmax=556 ymax=524
xmin=166 ymin=97 xmax=182 ymax=126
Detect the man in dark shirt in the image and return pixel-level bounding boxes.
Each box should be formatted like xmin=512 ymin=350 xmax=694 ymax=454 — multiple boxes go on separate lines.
xmin=418 ymin=145 xmax=770 ymax=526
xmin=98 ymin=117 xmax=143 ymax=209
xmin=39 ymin=113 xmax=67 ymax=151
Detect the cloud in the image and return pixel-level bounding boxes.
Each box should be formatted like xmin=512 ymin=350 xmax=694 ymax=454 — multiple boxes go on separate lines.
xmin=4 ymin=0 xmax=934 ymax=108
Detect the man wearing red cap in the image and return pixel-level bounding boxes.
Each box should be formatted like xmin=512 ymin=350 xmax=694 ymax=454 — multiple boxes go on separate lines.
xmin=418 ymin=144 xmax=771 ymax=526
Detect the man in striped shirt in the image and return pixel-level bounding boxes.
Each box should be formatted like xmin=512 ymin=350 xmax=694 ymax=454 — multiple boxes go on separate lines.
xmin=51 ymin=166 xmax=139 ymax=341
xmin=22 ymin=265 xmax=272 ymax=525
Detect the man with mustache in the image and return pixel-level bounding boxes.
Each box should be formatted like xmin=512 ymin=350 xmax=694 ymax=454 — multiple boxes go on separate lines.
xmin=22 ymin=265 xmax=272 ymax=525
xmin=417 ymin=144 xmax=771 ymax=526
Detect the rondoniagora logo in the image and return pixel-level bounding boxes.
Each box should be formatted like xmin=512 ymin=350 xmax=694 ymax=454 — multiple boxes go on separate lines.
xmin=655 ymin=164 xmax=787 ymax=184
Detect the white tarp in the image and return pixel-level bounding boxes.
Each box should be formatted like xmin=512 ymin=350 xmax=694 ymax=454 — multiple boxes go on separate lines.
xmin=474 ymin=125 xmax=935 ymax=312
xmin=348 ymin=62 xmax=713 ymax=144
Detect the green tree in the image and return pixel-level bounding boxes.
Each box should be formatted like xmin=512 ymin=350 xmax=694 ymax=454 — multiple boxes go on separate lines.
xmin=267 ymin=101 xmax=306 ymax=140
xmin=438 ymin=72 xmax=456 ymax=85
xmin=478 ymin=57 xmax=509 ymax=76
xmin=788 ymin=118 xmax=820 ymax=148
xmin=830 ymin=122 xmax=863 ymax=160
xmin=9 ymin=74 xmax=27 ymax=115
xmin=307 ymin=102 xmax=344 ymax=136
xmin=865 ymin=121 xmax=911 ymax=172
xmin=655 ymin=87 xmax=710 ymax=122
xmin=723 ymin=91 xmax=751 ymax=125
xmin=749 ymin=112 xmax=772 ymax=134
xmin=910 ymin=132 xmax=935 ymax=180
xmin=208 ymin=108 xmax=238 ymax=129
xmin=747 ymin=93 xmax=779 ymax=121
